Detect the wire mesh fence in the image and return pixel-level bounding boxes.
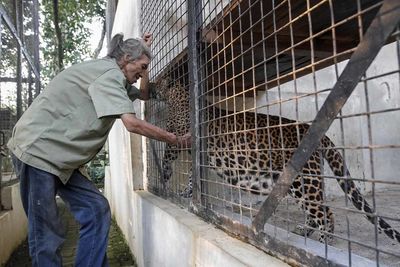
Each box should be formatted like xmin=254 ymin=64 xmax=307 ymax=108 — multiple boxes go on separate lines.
xmin=0 ymin=0 xmax=40 ymax=211
xmin=142 ymin=0 xmax=400 ymax=265
xmin=142 ymin=0 xmax=193 ymax=202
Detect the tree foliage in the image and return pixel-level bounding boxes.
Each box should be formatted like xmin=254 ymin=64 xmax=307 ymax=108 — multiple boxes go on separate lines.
xmin=0 ymin=0 xmax=107 ymax=108
xmin=41 ymin=0 xmax=106 ymax=82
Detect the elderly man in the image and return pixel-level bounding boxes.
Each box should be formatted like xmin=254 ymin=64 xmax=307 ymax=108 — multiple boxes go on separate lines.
xmin=7 ymin=33 xmax=190 ymax=267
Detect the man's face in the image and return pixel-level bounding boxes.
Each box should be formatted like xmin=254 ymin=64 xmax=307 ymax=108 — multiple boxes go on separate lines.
xmin=121 ymin=54 xmax=150 ymax=84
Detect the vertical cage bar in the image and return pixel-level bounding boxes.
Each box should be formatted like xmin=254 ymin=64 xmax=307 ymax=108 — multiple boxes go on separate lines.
xmin=14 ymin=0 xmax=22 ymax=119
xmin=187 ymin=0 xmax=201 ymax=203
xmin=0 ymin=13 xmax=2 ymax=63
xmin=0 ymin=14 xmax=1 ymax=211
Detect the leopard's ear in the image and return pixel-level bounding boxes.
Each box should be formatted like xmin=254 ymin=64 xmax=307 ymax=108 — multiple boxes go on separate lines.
xmin=151 ymin=77 xmax=170 ymax=100
xmin=148 ymin=82 xmax=158 ymax=99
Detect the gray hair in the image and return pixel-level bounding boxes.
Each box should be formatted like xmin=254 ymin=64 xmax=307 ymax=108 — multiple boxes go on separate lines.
xmin=107 ymin=33 xmax=153 ymax=62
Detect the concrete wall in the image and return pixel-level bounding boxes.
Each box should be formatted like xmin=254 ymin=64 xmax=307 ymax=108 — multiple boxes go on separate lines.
xmin=105 ymin=163 xmax=289 ymax=267
xmin=0 ymin=183 xmax=28 ymax=265
xmin=251 ymin=42 xmax=399 ymax=196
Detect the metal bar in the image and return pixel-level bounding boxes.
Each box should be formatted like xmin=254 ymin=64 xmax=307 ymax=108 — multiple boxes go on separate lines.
xmin=252 ymin=0 xmax=400 ymax=233
xmin=0 ymin=14 xmax=2 ymax=65
xmin=0 ymin=4 xmax=40 ymax=79
xmin=15 ymin=0 xmax=22 ymax=119
xmin=188 ymin=0 xmax=202 ymax=203
xmin=28 ymin=69 xmax=33 ymax=105
xmin=0 ymin=77 xmax=34 ymax=83
xmin=0 ymin=14 xmax=2 ymax=212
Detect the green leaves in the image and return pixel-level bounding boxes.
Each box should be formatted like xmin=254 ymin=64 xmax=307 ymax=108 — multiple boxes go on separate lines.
xmin=40 ymin=0 xmax=106 ymax=83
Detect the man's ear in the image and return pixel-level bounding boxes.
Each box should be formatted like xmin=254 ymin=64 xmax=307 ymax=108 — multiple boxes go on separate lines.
xmin=122 ymin=54 xmax=133 ymax=64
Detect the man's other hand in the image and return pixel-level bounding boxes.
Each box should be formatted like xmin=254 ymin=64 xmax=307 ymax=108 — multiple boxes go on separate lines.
xmin=142 ymin=32 xmax=153 ymax=47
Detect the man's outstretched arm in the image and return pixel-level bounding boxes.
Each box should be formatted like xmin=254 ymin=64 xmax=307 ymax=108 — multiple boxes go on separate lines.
xmin=120 ymin=113 xmax=191 ymax=147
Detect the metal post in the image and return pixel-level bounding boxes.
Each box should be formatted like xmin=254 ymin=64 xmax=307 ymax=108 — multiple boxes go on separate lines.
xmin=187 ymin=0 xmax=202 ymax=204
xmin=0 ymin=14 xmax=2 ymax=212
xmin=0 ymin=14 xmax=2 ymax=63
xmin=14 ymin=0 xmax=22 ymax=118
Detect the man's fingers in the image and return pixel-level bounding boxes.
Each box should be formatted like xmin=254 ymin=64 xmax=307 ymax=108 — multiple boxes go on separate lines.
xmin=176 ymin=133 xmax=192 ymax=148
xmin=142 ymin=32 xmax=153 ymax=46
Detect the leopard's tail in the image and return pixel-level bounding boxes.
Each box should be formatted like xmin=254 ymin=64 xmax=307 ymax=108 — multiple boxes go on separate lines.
xmin=321 ymin=136 xmax=400 ymax=243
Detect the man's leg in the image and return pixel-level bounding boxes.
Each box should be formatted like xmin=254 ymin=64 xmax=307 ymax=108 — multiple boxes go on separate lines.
xmin=58 ymin=170 xmax=111 ymax=267
xmin=13 ymin=157 xmax=65 ymax=267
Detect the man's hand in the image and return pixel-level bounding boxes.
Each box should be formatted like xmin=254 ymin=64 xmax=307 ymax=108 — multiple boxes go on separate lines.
xmin=142 ymin=32 xmax=153 ymax=47
xmin=175 ymin=133 xmax=192 ymax=149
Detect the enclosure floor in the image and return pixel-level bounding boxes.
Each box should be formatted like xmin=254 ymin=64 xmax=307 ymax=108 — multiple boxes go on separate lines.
xmin=4 ymin=199 xmax=136 ymax=267
xmin=220 ymin=187 xmax=400 ymax=266
xmin=271 ymin=188 xmax=400 ymax=266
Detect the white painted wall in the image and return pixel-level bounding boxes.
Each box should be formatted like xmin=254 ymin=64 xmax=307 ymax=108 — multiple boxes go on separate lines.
xmin=251 ymin=42 xmax=400 ymax=196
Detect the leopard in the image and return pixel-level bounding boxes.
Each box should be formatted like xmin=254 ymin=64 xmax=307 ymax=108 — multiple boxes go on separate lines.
xmin=152 ymin=79 xmax=400 ymax=244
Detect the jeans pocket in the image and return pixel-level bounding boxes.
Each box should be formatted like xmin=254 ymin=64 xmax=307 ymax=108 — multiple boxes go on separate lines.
xmin=11 ymin=155 xmax=25 ymax=179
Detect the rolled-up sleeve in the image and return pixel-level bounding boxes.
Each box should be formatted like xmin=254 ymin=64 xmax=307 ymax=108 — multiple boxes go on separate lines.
xmin=88 ymin=69 xmax=136 ymax=118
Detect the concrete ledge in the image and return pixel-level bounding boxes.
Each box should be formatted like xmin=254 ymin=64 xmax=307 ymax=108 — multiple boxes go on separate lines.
xmin=0 ymin=183 xmax=28 ymax=265
xmin=132 ymin=191 xmax=289 ymax=267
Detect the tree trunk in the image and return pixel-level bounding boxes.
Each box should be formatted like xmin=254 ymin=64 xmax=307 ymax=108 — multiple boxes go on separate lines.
xmin=93 ymin=20 xmax=106 ymax=59
xmin=52 ymin=0 xmax=63 ymax=72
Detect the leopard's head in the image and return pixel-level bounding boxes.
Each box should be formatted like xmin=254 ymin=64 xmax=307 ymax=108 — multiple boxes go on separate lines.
xmin=151 ymin=77 xmax=172 ymax=101
xmin=150 ymin=77 xmax=191 ymax=134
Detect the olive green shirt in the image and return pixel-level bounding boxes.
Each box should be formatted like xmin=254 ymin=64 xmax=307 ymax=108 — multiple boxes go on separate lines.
xmin=7 ymin=58 xmax=140 ymax=184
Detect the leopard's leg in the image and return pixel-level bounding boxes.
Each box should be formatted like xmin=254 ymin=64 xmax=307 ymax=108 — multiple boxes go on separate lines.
xmin=162 ymin=144 xmax=179 ymax=182
xmin=178 ymin=149 xmax=193 ymax=198
xmin=290 ymin=157 xmax=335 ymax=243
xmin=180 ymin=167 xmax=193 ymax=198
xmin=295 ymin=214 xmax=318 ymax=237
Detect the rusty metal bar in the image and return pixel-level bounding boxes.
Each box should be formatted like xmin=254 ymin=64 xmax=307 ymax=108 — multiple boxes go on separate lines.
xmin=252 ymin=0 xmax=400 ymax=233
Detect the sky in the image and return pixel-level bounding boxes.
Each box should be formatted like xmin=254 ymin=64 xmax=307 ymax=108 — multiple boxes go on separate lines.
xmin=88 ymin=18 xmax=107 ymax=58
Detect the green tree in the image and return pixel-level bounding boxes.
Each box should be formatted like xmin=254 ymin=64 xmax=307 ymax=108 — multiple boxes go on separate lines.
xmin=41 ymin=0 xmax=106 ymax=83
xmin=0 ymin=0 xmax=107 ymax=96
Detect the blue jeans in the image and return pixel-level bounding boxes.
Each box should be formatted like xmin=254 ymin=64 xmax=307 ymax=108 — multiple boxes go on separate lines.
xmin=12 ymin=156 xmax=111 ymax=267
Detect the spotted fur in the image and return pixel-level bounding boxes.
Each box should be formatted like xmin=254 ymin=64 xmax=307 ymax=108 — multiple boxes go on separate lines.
xmin=154 ymin=80 xmax=400 ymax=243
